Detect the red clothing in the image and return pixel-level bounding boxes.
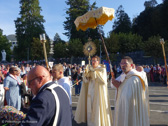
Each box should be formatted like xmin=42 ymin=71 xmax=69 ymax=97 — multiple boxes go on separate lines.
xmin=150 ymin=67 xmax=154 ymax=82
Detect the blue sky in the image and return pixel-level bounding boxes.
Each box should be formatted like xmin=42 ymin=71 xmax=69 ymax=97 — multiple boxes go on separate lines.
xmin=0 ymin=0 xmax=163 ymax=41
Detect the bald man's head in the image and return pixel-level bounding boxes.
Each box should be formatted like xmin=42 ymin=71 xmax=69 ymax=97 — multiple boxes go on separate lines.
xmin=136 ymin=66 xmax=144 ymax=72
xmin=27 ymin=65 xmax=51 ymax=95
xmin=28 ymin=66 xmax=50 ymax=79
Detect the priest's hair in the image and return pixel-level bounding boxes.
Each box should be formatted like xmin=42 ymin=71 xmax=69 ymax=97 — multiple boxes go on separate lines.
xmin=122 ymin=56 xmax=133 ymax=64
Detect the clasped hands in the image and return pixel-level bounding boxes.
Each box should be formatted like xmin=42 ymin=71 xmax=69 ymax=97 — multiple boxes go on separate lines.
xmin=85 ymin=65 xmax=96 ymax=80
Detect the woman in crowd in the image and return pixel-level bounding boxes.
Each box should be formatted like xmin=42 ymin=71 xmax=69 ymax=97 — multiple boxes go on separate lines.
xmin=4 ymin=67 xmax=21 ymax=110
xmin=150 ymin=65 xmax=155 ymax=82
xmin=20 ymin=65 xmax=26 ymax=78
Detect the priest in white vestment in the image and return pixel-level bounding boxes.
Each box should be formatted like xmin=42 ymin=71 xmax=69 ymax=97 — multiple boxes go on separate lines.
xmin=112 ymin=56 xmax=150 ymax=126
xmin=75 ymin=56 xmax=113 ymax=126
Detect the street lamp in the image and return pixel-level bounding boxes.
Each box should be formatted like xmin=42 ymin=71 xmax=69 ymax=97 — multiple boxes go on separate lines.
xmin=160 ymin=38 xmax=168 ymax=86
xmin=40 ymin=33 xmax=49 ymax=69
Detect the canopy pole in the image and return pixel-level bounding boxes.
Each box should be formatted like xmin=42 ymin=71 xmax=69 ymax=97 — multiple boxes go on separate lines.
xmin=95 ymin=18 xmax=115 ymax=79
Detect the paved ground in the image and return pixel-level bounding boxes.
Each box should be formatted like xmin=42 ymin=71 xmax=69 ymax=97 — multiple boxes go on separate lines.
xmin=71 ymin=82 xmax=168 ymax=126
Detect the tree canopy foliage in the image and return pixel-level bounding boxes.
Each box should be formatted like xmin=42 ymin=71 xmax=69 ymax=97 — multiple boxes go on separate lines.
xmin=53 ymin=33 xmax=65 ymax=44
xmin=64 ymin=0 xmax=102 ymax=44
xmin=53 ymin=42 xmax=68 ymax=58
xmin=6 ymin=0 xmax=167 ymax=62
xmin=132 ymin=0 xmax=168 ymax=41
xmin=142 ymin=35 xmax=167 ymax=63
xmin=112 ymin=5 xmax=132 ymax=34
xmin=106 ymin=32 xmax=143 ymax=56
xmin=15 ymin=0 xmax=49 ymax=60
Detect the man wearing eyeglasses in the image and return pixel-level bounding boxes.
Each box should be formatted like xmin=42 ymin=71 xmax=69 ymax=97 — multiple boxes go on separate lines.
xmin=112 ymin=56 xmax=150 ymax=126
xmin=20 ymin=66 xmax=72 ymax=126
xmin=75 ymin=55 xmax=113 ymax=126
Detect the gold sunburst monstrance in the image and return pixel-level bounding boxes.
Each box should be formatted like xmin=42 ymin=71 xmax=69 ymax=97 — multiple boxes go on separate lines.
xmin=83 ymin=38 xmax=96 ymax=65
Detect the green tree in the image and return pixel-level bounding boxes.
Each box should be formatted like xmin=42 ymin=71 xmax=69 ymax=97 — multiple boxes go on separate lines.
xmin=53 ymin=33 xmax=65 ymax=44
xmin=118 ymin=32 xmax=143 ymax=55
xmin=67 ymin=39 xmax=83 ymax=57
xmin=144 ymin=0 xmax=157 ymax=8
xmin=107 ymin=32 xmax=142 ymax=56
xmin=142 ymin=35 xmax=167 ymax=63
xmin=105 ymin=33 xmax=120 ymax=54
xmin=132 ymin=1 xmax=168 ymax=41
xmin=53 ymin=42 xmax=68 ymax=58
xmin=160 ymin=0 xmax=168 ymax=40
xmin=31 ymin=37 xmax=44 ymax=60
xmin=64 ymin=0 xmax=101 ymax=44
xmin=54 ymin=33 xmax=61 ymax=43
xmin=0 ymin=29 xmax=12 ymax=61
xmin=103 ymin=33 xmax=120 ymax=62
xmin=92 ymin=39 xmax=101 ymax=56
xmin=15 ymin=0 xmax=49 ymax=60
xmin=112 ymin=5 xmax=132 ymax=34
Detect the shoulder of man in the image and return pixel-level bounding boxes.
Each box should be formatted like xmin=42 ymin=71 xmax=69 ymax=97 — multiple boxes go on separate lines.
xmin=100 ymin=64 xmax=106 ymax=68
xmin=34 ymin=82 xmax=70 ymax=106
xmin=94 ymin=64 xmax=106 ymax=72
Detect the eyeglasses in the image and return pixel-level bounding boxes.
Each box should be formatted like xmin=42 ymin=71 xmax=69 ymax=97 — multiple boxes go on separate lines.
xmin=27 ymin=76 xmax=39 ymax=86
xmin=92 ymin=60 xmax=98 ymax=62
xmin=120 ymin=62 xmax=129 ymax=66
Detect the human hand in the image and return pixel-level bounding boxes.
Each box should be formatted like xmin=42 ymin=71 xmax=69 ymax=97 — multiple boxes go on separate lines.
xmin=0 ymin=72 xmax=3 ymax=77
xmin=112 ymin=78 xmax=121 ymax=89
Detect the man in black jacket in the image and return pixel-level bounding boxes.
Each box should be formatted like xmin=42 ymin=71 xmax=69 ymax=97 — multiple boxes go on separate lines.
xmin=21 ymin=65 xmax=72 ymax=126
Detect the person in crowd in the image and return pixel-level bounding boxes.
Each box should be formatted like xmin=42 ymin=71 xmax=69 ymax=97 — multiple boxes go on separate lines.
xmin=20 ymin=64 xmax=26 ymax=77
xmin=145 ymin=65 xmax=151 ymax=82
xmin=52 ymin=64 xmax=72 ymax=105
xmin=112 ymin=56 xmax=150 ymax=126
xmin=132 ymin=63 xmax=136 ymax=69
xmin=64 ymin=64 xmax=72 ymax=77
xmin=16 ymin=67 xmax=22 ymax=81
xmin=3 ymin=64 xmax=10 ymax=77
xmin=0 ymin=66 xmax=4 ymax=84
xmin=71 ymin=67 xmax=77 ymax=86
xmin=75 ymin=55 xmax=113 ymax=126
xmin=150 ymin=65 xmax=155 ymax=82
xmin=136 ymin=65 xmax=149 ymax=88
xmin=156 ymin=64 xmax=162 ymax=82
xmin=162 ymin=66 xmax=167 ymax=85
xmin=136 ymin=65 xmax=144 ymax=72
xmin=25 ymin=64 xmax=30 ymax=73
xmin=0 ymin=66 xmax=5 ymax=107
xmin=21 ymin=65 xmax=72 ymax=126
xmin=63 ymin=62 xmax=67 ymax=72
xmin=32 ymin=63 xmax=36 ymax=68
xmin=4 ymin=67 xmax=21 ymax=110
xmin=72 ymin=67 xmax=83 ymax=96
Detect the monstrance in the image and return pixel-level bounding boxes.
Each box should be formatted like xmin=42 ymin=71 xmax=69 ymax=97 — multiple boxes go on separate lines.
xmin=83 ymin=38 xmax=96 ymax=65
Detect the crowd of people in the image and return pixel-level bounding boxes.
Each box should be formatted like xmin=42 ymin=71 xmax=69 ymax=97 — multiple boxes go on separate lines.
xmin=114 ymin=63 xmax=167 ymax=85
xmin=0 ymin=56 xmax=164 ymax=126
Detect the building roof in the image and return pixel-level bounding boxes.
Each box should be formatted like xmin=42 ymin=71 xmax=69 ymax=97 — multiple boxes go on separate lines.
xmin=7 ymin=34 xmax=17 ymax=41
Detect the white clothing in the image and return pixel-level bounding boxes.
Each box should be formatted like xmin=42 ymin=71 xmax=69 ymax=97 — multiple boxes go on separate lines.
xmin=0 ymin=84 xmax=5 ymax=107
xmin=1 ymin=50 xmax=6 ymax=61
xmin=111 ymin=72 xmax=126 ymax=102
xmin=57 ymin=77 xmax=72 ymax=104
xmin=114 ymin=69 xmax=150 ymax=126
xmin=75 ymin=64 xmax=113 ymax=126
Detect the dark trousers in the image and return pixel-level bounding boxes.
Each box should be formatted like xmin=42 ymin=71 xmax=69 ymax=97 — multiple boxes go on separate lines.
xmin=75 ymin=81 xmax=82 ymax=95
